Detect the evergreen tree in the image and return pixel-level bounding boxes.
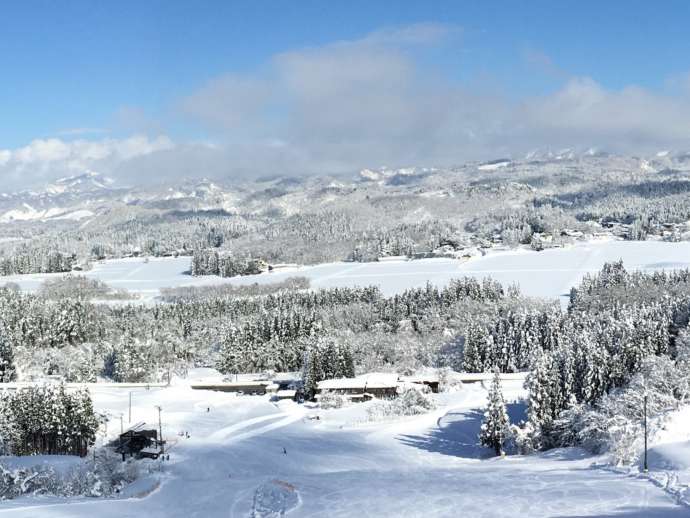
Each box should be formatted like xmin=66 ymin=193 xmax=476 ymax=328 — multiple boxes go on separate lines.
xmin=462 ymin=322 xmax=491 ymax=372
xmin=112 ymin=334 xmax=153 ymax=382
xmin=302 ymin=347 xmax=323 ymax=401
xmin=0 ymin=332 xmax=16 ymax=382
xmin=479 ymin=368 xmax=511 ymax=456
xmin=524 ymin=351 xmax=558 ymax=449
xmin=301 ymin=338 xmax=355 ymax=400
xmin=0 ymin=385 xmax=98 ymax=456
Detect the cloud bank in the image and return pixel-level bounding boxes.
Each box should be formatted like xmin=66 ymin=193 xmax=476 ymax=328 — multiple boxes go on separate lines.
xmin=0 ymin=136 xmax=174 ymax=188
xmin=4 ymin=23 xmax=690 ymax=189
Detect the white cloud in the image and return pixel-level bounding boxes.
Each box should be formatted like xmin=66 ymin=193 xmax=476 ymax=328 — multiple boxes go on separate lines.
xmin=13 ymin=139 xmax=71 ymax=163
xmin=6 ymin=24 xmax=690 ymax=189
xmin=511 ymin=78 xmax=690 ymax=151
xmin=175 ymin=24 xmax=690 ymax=177
xmin=0 ymin=135 xmax=174 ymax=189
xmin=181 ymin=76 xmax=273 ymax=133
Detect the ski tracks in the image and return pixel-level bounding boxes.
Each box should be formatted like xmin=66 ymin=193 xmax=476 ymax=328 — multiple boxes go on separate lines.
xmin=208 ymin=409 xmax=306 ymax=444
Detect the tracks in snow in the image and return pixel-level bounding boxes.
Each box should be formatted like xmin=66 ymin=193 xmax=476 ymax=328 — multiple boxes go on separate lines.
xmin=208 ymin=409 xmax=306 ymax=444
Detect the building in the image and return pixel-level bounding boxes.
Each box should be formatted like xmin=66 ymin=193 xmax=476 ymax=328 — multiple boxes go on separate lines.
xmin=115 ymin=422 xmax=163 ymax=460
xmin=399 ymin=374 xmax=440 ymax=393
xmin=190 ymin=381 xmax=271 ymax=395
xmin=266 ymin=376 xmax=301 ymax=401
xmin=316 ymin=373 xmax=400 ymax=402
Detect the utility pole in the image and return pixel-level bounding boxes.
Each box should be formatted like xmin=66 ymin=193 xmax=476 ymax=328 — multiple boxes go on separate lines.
xmin=119 ymin=413 xmax=124 ymax=463
xmin=644 ymin=394 xmax=649 ymax=473
xmin=129 ymin=391 xmax=133 ymax=423
xmin=155 ymin=405 xmax=163 ymax=454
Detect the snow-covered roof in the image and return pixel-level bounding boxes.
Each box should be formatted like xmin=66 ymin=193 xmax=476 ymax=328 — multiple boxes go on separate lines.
xmin=455 ymin=372 xmax=527 ymax=382
xmin=396 ymin=381 xmax=426 ymax=392
xmin=400 ymin=374 xmax=439 ymax=384
xmin=318 ymin=372 xmax=399 ymax=390
xmin=123 ymin=421 xmax=148 ymax=433
xmin=216 ymin=380 xmax=271 ymax=387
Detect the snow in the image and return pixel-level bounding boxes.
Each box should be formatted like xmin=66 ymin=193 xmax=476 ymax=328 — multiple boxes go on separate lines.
xmin=0 ymin=205 xmax=63 ymax=223
xmin=478 ymin=160 xmax=510 ymax=171
xmin=0 ymin=377 xmax=685 ymax=516
xmin=318 ymin=372 xmax=399 ymax=390
xmin=0 ymin=455 xmax=83 ymax=475
xmin=0 ymin=206 xmax=93 ymax=223
xmin=50 ymin=209 xmax=94 ymax=221
xmin=648 ymin=407 xmax=690 ymax=470
xmin=457 ymin=240 xmax=690 ymax=306
xmin=6 ymin=240 xmax=690 ymax=306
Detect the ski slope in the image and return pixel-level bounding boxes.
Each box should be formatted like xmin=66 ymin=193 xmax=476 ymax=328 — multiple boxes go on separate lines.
xmin=5 ymin=239 xmax=690 ymax=304
xmin=0 ymin=377 xmax=686 ymax=517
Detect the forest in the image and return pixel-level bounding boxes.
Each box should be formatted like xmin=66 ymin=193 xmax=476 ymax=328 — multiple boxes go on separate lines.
xmin=1 ymin=259 xmax=689 ymax=460
xmin=4 ymin=154 xmax=690 ymax=277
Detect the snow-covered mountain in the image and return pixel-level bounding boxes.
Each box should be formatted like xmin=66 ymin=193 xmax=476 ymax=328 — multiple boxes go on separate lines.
xmin=45 ymin=171 xmax=115 ymax=195
xmin=0 ymin=172 xmax=124 ymax=223
xmin=1 ymin=150 xmax=690 ymax=226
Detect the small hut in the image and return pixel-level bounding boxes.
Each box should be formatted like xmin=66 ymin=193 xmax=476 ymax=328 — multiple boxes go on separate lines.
xmin=115 ymin=422 xmax=163 ymax=460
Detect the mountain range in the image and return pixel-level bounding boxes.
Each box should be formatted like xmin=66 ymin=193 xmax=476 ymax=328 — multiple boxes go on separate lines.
xmin=2 ymin=150 xmax=690 ymax=227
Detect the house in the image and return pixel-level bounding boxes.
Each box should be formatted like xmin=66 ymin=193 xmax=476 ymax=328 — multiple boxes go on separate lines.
xmin=272 ymin=389 xmax=298 ymax=401
xmin=399 ymin=374 xmax=440 ymax=393
xmin=316 ymin=373 xmax=400 ymax=401
xmin=561 ymin=229 xmax=584 ymax=238
xmin=268 ymin=263 xmax=301 ymax=271
xmin=115 ymin=422 xmax=163 ymax=460
xmin=190 ymin=381 xmax=270 ymax=395
xmin=378 ymin=255 xmax=409 ymax=262
xmin=592 ymin=231 xmax=612 ymax=239
xmin=266 ymin=376 xmax=301 ymax=401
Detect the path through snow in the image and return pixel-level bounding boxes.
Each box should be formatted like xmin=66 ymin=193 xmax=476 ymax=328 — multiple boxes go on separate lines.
xmin=0 ymin=382 xmax=685 ymax=517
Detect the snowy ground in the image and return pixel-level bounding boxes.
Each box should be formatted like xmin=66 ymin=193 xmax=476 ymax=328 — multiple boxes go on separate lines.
xmin=5 ymin=240 xmax=690 ymax=304
xmin=0 ymin=375 xmax=687 ymax=517
xmin=4 ymin=240 xmax=690 ymax=515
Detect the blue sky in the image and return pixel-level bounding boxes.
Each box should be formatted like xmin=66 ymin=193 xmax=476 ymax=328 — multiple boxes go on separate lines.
xmin=2 ymin=1 xmax=690 ymax=187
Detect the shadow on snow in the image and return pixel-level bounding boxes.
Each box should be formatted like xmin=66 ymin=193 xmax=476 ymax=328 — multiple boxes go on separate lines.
xmin=397 ymin=402 xmax=527 ymax=459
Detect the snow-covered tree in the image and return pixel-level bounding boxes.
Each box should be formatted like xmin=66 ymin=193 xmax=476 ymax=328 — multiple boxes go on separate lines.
xmin=0 ymin=331 xmax=16 ymax=382
xmin=479 ymin=368 xmax=511 ymax=456
xmin=112 ymin=334 xmax=153 ymax=383
xmin=524 ymin=351 xmax=558 ymax=449
xmin=1 ymin=385 xmax=98 ymax=456
xmin=301 ymin=337 xmax=355 ymax=400
xmin=462 ymin=322 xmax=489 ymax=372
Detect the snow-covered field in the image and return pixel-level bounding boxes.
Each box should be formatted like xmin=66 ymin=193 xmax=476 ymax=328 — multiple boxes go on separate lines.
xmin=4 ymin=239 xmax=690 ymax=516
xmin=5 ymin=239 xmax=690 ymax=304
xmin=1 ymin=375 xmax=687 ymax=517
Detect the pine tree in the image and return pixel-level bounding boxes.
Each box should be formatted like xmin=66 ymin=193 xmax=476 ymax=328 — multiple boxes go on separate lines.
xmin=302 ymin=347 xmax=323 ymax=400
xmin=462 ymin=322 xmax=490 ymax=372
xmin=301 ymin=338 xmax=354 ymax=400
xmin=0 ymin=332 xmax=16 ymax=382
xmin=479 ymin=368 xmax=511 ymax=456
xmin=524 ymin=350 xmax=558 ymax=449
xmin=112 ymin=334 xmax=152 ymax=382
